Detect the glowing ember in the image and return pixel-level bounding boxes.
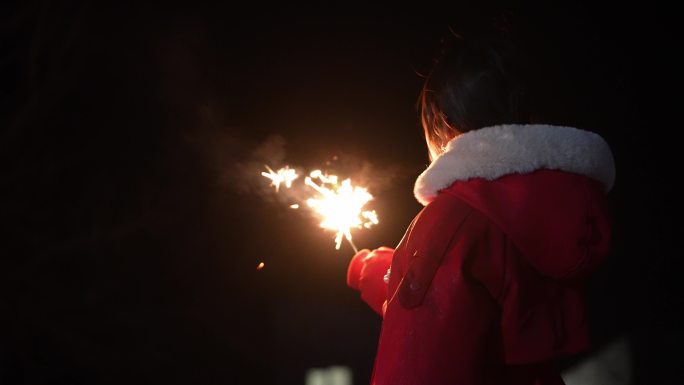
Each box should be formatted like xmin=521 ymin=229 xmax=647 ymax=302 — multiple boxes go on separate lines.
xmin=261 ymin=165 xmax=298 ymax=192
xmin=256 ymin=262 xmax=265 ymax=270
xmin=304 ymin=170 xmax=378 ymax=251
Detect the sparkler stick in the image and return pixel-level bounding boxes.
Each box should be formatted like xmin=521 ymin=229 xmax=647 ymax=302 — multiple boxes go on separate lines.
xmin=348 ymin=239 xmax=359 ymax=254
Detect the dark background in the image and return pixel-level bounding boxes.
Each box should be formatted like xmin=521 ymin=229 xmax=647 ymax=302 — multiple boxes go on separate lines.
xmin=2 ymin=2 xmax=680 ymax=384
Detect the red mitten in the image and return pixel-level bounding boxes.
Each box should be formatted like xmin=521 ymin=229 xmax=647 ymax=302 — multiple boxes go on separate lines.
xmin=347 ymin=247 xmax=394 ymax=315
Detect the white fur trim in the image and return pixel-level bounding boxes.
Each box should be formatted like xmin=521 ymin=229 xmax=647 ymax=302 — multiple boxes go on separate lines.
xmin=414 ymin=124 xmax=616 ymax=206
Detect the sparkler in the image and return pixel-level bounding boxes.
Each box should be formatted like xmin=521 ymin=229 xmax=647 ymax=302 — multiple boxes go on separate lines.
xmin=261 ymin=166 xmax=378 ymax=253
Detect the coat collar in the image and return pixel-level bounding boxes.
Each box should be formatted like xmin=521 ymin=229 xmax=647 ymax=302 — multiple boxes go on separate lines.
xmin=414 ymin=124 xmax=616 ymax=206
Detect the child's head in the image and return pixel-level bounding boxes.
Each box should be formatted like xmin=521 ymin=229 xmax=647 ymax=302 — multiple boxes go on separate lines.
xmin=419 ymin=33 xmax=532 ymax=160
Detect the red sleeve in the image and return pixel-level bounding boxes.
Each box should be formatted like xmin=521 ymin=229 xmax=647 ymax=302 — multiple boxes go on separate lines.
xmin=372 ymin=196 xmax=504 ymax=384
xmin=347 ymin=247 xmax=393 ymax=316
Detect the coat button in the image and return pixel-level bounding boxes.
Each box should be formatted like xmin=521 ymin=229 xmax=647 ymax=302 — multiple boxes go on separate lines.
xmin=383 ymin=268 xmax=391 ymax=284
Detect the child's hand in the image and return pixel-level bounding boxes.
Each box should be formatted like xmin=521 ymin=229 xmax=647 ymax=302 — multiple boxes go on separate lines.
xmin=347 ymin=247 xmax=394 ymax=315
xmin=347 ymin=247 xmax=394 ymax=289
xmin=346 ymin=249 xmax=370 ymax=290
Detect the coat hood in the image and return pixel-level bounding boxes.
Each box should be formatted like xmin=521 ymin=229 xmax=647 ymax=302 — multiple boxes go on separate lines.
xmin=414 ymin=124 xmax=615 ymax=279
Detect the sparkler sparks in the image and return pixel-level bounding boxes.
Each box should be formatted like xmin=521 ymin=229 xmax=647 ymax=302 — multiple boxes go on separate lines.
xmin=305 ymin=171 xmax=378 ymax=252
xmin=261 ymin=165 xmax=299 ymax=192
xmin=261 ymin=165 xmax=378 ymax=252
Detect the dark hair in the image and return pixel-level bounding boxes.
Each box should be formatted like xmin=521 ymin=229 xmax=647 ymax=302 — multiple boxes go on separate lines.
xmin=419 ymin=32 xmax=532 ymax=159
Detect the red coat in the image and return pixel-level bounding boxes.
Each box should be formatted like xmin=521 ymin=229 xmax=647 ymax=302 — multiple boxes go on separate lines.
xmin=347 ymin=125 xmax=615 ymax=385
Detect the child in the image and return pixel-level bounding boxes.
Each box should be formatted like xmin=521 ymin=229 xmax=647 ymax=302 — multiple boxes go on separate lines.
xmin=346 ymin=33 xmax=615 ymax=385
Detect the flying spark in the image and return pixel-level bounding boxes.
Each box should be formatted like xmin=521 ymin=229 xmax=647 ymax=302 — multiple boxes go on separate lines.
xmin=261 ymin=165 xmax=298 ymax=192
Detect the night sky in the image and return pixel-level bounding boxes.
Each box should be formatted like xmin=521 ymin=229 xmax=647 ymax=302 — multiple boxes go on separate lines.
xmin=2 ymin=2 xmax=681 ymax=385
